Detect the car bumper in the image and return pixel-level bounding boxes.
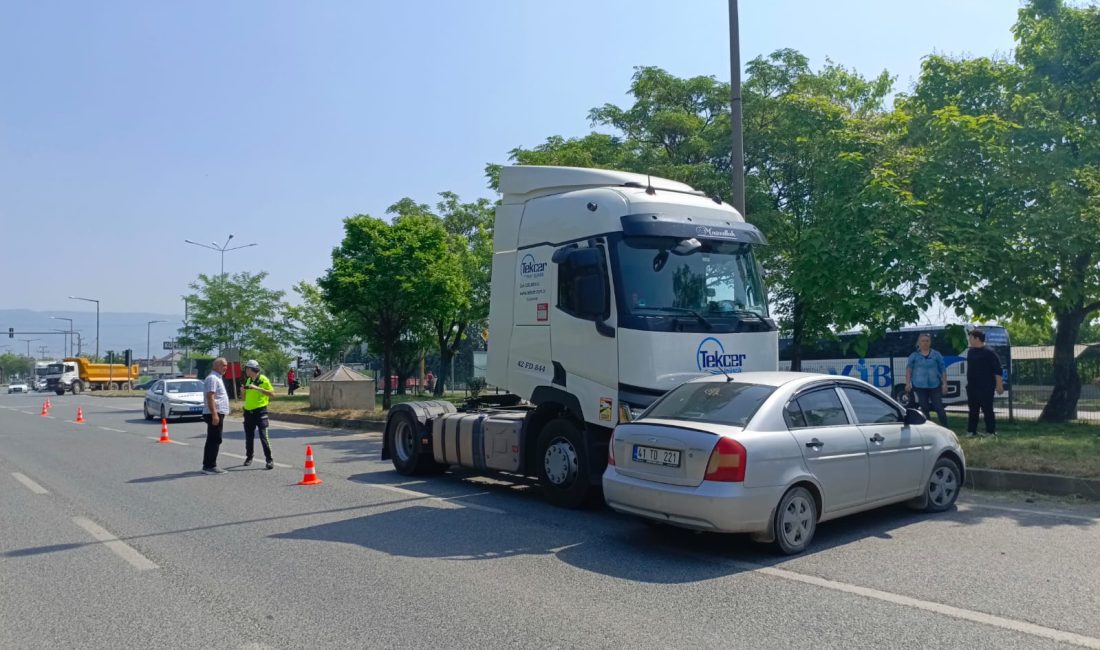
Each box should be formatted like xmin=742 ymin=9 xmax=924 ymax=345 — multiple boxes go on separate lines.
xmin=602 ymin=468 xmax=784 ymax=534
xmin=167 ymin=404 xmax=204 ymax=416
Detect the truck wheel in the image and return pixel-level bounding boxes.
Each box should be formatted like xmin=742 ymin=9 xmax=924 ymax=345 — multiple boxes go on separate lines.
xmin=55 ymin=389 xmax=65 ymax=396
xmin=119 ymin=382 xmax=131 ymax=391
xmin=537 ymin=418 xmax=590 ymax=508
xmin=387 ymin=410 xmax=446 ymax=476
xmin=108 ymin=382 xmax=119 ymax=391
xmin=71 ymin=381 xmax=83 ymax=395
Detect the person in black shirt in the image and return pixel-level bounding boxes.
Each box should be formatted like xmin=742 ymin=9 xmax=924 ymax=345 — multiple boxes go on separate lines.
xmin=965 ymin=329 xmax=1004 ymax=436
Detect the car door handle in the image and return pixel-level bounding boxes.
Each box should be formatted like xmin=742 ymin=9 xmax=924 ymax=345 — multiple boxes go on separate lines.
xmin=805 ymin=438 xmax=824 ymax=449
xmin=869 ymin=433 xmax=885 ymax=443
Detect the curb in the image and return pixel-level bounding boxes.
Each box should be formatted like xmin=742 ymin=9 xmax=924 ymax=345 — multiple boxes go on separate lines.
xmin=268 ymin=412 xmax=1100 ymax=501
xmin=268 ymin=411 xmax=385 ymax=433
xmin=966 ymin=468 xmax=1100 ymax=501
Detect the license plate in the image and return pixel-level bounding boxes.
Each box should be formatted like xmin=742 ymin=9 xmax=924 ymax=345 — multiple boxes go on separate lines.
xmin=189 ymin=406 xmax=202 ymax=413
xmin=632 ymin=445 xmax=681 ymax=467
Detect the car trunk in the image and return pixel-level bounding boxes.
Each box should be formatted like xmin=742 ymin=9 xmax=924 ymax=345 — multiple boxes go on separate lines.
xmin=611 ymin=420 xmax=725 ymax=487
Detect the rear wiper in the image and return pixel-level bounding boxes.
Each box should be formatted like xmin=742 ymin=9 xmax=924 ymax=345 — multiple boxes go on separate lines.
xmin=634 ymin=306 xmax=713 ymax=331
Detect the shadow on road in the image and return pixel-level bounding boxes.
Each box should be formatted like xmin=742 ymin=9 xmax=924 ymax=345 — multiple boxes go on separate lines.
xmin=126 ymin=471 xmax=206 ymax=483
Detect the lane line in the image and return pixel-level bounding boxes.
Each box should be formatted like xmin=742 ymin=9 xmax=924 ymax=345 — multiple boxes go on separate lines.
xmin=145 ymin=436 xmax=190 ymax=446
xmin=12 ymin=472 xmax=50 ymax=494
xmin=960 ymin=502 xmax=1099 ymax=523
xmin=96 ymin=404 xmax=139 ymax=411
xmin=219 ymin=452 xmax=291 ymax=468
xmin=750 ymin=564 xmax=1100 ymax=649
xmin=72 ymin=517 xmax=158 ymax=571
xmin=100 ymin=426 xmax=127 ymax=433
xmin=367 ymin=483 xmax=504 ymax=514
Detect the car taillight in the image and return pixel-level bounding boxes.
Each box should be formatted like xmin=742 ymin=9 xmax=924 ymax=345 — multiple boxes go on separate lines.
xmin=704 ymin=437 xmax=746 ymax=482
xmin=607 ymin=438 xmax=616 ymax=466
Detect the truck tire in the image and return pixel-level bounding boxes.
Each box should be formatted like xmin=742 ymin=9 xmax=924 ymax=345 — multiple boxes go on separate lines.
xmin=387 ymin=409 xmax=446 ymax=476
xmin=119 ymin=382 xmax=131 ymax=391
xmin=54 ymin=388 xmax=65 ymax=396
xmin=71 ymin=381 xmax=83 ymax=395
xmin=108 ymin=382 xmax=119 ymax=391
xmin=537 ymin=418 xmax=591 ymax=508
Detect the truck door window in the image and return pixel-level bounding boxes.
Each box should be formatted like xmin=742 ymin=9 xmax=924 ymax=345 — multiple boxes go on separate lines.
xmin=556 ymin=246 xmax=609 ymax=320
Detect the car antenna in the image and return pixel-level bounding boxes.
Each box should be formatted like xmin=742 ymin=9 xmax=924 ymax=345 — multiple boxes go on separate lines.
xmin=719 ymin=365 xmax=735 ymax=383
xmin=645 ymin=174 xmax=656 ymax=195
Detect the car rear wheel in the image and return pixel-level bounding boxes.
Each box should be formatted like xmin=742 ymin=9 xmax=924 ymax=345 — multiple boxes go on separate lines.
xmin=773 ymin=486 xmax=817 ymax=555
xmin=923 ymin=457 xmax=961 ymax=512
xmin=536 ymin=418 xmax=591 ymax=509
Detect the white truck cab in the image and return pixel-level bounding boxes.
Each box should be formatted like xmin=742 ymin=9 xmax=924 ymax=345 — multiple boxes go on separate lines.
xmin=382 ymin=166 xmax=779 ymax=506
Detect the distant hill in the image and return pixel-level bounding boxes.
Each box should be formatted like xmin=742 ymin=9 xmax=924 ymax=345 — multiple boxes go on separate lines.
xmin=0 ymin=309 xmax=185 ymax=359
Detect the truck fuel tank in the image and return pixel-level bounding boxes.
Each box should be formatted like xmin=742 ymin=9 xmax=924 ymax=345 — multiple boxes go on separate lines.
xmin=434 ymin=411 xmax=527 ymax=473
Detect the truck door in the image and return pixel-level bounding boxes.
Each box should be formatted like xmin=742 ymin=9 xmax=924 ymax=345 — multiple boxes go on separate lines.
xmin=550 ymin=242 xmax=619 ymax=424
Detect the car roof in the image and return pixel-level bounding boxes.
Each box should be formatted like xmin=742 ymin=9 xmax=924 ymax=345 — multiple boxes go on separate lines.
xmin=686 ymin=371 xmax=856 ymax=388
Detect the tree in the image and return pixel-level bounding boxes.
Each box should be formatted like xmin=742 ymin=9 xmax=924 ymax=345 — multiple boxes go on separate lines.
xmin=493 ymin=57 xmax=926 ymax=368
xmin=387 ymin=192 xmax=494 ymax=396
xmin=177 ymin=272 xmax=291 ymax=357
xmin=287 ymin=281 xmax=357 ymax=367
xmin=904 ymin=0 xmax=1100 ymax=421
xmin=0 ymin=352 xmax=33 ymax=382
xmin=320 ymin=214 xmax=459 ymax=409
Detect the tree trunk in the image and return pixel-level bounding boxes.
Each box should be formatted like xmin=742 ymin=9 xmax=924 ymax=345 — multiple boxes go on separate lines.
xmin=381 ymin=344 xmax=393 ymax=411
xmin=1039 ymin=308 xmax=1085 ymax=423
xmin=434 ymin=320 xmax=465 ymax=397
xmin=788 ymin=295 xmax=806 ymax=372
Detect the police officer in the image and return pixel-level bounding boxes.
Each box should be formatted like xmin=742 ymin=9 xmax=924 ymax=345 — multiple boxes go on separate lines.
xmin=241 ymin=359 xmax=275 ymax=469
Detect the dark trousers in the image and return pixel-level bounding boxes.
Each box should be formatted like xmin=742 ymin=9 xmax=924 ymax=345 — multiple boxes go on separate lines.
xmin=243 ymin=407 xmax=273 ymax=462
xmin=202 ymin=413 xmax=225 ymax=469
xmin=967 ymin=387 xmax=996 ymax=434
xmin=914 ymin=387 xmax=949 ymax=426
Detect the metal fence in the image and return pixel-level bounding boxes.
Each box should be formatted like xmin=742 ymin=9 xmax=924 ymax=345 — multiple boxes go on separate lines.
xmin=1004 ymin=344 xmax=1100 ymax=423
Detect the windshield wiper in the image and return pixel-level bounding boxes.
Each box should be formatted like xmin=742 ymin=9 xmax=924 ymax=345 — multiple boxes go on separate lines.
xmin=729 ymin=309 xmax=768 ymax=324
xmin=633 ymin=306 xmax=714 ymax=331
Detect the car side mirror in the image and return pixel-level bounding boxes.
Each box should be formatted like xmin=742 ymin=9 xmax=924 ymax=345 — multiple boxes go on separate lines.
xmin=904 ymin=408 xmax=926 ymax=425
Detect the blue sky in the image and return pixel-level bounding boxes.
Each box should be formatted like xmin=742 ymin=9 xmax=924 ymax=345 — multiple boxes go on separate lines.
xmin=2 ymin=0 xmax=1021 ymax=324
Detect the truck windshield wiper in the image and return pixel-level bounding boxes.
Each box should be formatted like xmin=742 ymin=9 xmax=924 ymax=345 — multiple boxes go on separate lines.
xmin=729 ymin=309 xmax=768 ymax=324
xmin=633 ymin=306 xmax=713 ymax=331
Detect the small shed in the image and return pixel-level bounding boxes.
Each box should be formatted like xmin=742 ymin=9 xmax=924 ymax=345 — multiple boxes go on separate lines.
xmin=310 ymin=365 xmax=376 ymax=411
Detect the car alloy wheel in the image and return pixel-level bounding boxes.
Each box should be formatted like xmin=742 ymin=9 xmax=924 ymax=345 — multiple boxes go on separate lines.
xmin=773 ymin=486 xmax=817 ymax=555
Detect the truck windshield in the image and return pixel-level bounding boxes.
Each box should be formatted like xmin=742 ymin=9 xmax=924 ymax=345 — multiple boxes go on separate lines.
xmin=615 ymin=236 xmax=768 ymax=320
xmin=47 ymin=363 xmax=64 ymax=374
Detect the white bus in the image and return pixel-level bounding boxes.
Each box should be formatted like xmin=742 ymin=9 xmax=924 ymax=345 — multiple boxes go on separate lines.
xmin=779 ymin=325 xmax=1011 ymax=405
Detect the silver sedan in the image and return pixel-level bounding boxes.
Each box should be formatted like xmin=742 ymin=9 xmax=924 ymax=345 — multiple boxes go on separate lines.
xmin=143 ymin=379 xmax=206 ymax=421
xmin=602 ymin=372 xmax=965 ymax=555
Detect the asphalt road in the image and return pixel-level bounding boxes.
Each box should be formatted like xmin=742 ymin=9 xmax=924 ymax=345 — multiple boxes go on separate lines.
xmin=2 ymin=391 xmax=1099 ymax=649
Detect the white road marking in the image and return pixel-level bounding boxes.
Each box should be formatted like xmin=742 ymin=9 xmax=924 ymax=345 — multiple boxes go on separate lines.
xmin=12 ymin=472 xmax=49 ymax=494
xmin=72 ymin=516 xmax=158 ymax=571
xmin=960 ymin=501 xmax=1099 ymax=523
xmin=97 ymin=404 xmax=138 ymax=411
xmin=367 ymin=483 xmax=504 ymax=514
xmin=100 ymin=426 xmax=127 ymax=433
xmin=146 ymin=436 xmax=189 ymax=446
xmin=220 ymin=452 xmax=291 ymax=468
xmin=750 ymin=564 xmax=1100 ymax=649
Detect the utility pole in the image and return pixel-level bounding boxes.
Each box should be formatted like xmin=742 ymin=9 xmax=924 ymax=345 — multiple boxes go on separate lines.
xmin=51 ymin=316 xmax=74 ymax=356
xmin=36 ymin=345 xmax=49 ymax=360
xmin=69 ymin=296 xmax=100 ymax=359
xmin=147 ymin=320 xmax=167 ymax=367
xmin=18 ymin=338 xmax=39 ymax=358
xmin=728 ymin=0 xmax=746 ymax=216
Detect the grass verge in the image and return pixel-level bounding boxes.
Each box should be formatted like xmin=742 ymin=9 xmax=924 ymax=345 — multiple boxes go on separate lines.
xmin=949 ymin=420 xmax=1100 ymax=478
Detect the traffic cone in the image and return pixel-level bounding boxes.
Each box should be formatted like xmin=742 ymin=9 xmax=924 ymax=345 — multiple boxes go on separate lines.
xmin=46 ymin=398 xmax=52 ymax=410
xmin=158 ymin=418 xmax=172 ymax=444
xmin=297 ymin=445 xmax=323 ymax=485
xmin=75 ymin=407 xmax=85 ymax=423
xmin=41 ymin=401 xmax=48 ymax=416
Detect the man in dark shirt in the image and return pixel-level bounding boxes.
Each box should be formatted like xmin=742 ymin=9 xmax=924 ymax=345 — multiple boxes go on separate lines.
xmin=965 ymin=329 xmax=1004 ymax=436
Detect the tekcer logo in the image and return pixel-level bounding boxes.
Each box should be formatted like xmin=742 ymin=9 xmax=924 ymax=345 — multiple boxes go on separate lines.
xmin=520 ymin=254 xmax=547 ymax=276
xmin=697 ymin=337 xmax=747 ymax=374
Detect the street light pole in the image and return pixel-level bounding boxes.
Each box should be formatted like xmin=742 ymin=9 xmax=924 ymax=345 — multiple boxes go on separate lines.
xmin=728 ymin=0 xmax=745 ymax=216
xmin=50 ymin=316 xmax=74 ymax=356
xmin=69 ymin=296 xmax=100 ymax=359
xmin=183 ymin=234 xmax=258 ymax=277
xmin=18 ymin=338 xmax=39 ymax=358
xmin=147 ymin=320 xmax=167 ymax=365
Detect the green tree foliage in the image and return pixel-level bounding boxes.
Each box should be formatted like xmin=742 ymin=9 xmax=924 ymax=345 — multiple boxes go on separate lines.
xmin=386 ymin=192 xmax=494 ymax=395
xmin=0 ymin=352 xmax=33 ymax=382
xmin=904 ymin=0 xmax=1100 ymax=421
xmin=320 ymin=214 xmax=459 ymax=409
xmin=493 ymin=56 xmax=925 ymax=368
xmin=177 ymin=272 xmax=291 ymax=358
xmin=287 ymin=281 xmax=356 ymax=367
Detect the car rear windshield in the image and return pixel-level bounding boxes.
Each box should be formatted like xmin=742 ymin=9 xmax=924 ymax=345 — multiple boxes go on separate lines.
xmin=167 ymin=381 xmax=204 ymax=394
xmin=643 ymin=381 xmax=775 ymax=427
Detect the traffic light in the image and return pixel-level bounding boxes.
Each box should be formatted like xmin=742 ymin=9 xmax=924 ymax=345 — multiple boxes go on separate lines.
xmin=124 ymin=349 xmax=132 ymax=367
xmin=7 ymin=327 xmax=12 ymax=339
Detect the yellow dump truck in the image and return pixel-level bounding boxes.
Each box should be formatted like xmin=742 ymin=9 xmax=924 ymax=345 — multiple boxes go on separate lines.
xmin=45 ymin=357 xmax=141 ymax=394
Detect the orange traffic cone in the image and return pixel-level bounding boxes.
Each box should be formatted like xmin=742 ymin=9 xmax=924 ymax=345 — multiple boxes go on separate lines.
xmin=41 ymin=401 xmax=49 ymax=416
xmin=46 ymin=398 xmax=51 ymax=410
xmin=297 ymin=445 xmax=323 ymax=485
xmin=158 ymin=418 xmax=172 ymax=444
xmin=75 ymin=407 xmax=85 ymax=423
